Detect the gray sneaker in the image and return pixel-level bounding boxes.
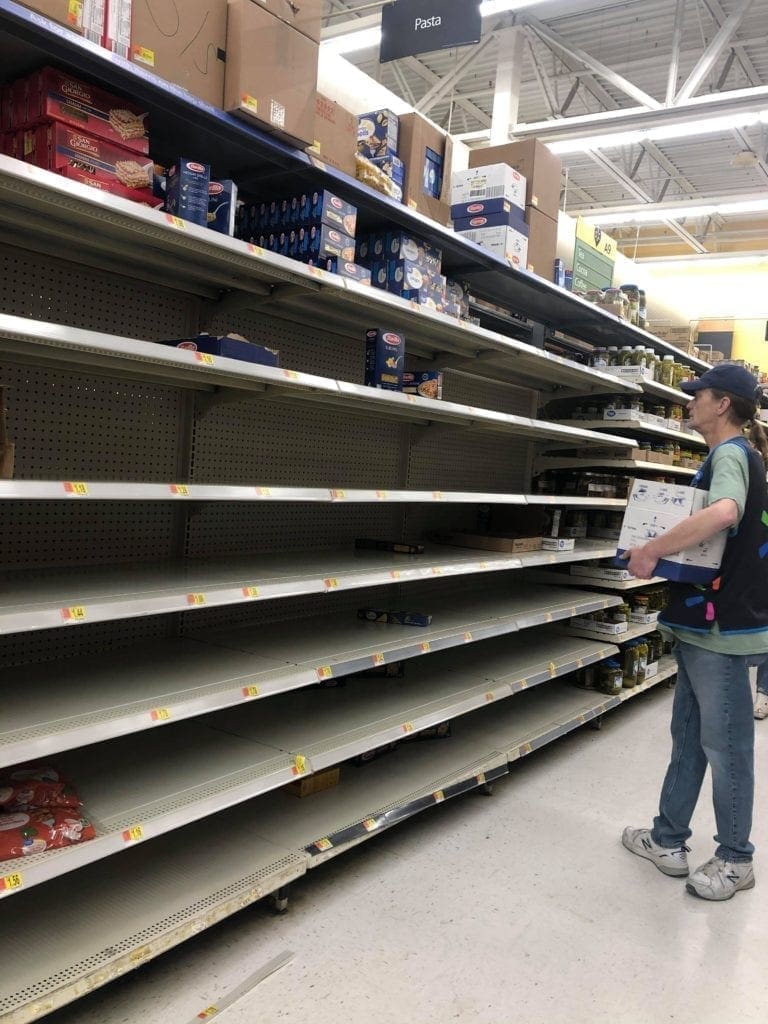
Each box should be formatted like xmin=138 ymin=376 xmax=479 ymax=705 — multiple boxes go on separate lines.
xmin=686 ymin=857 xmax=755 ymax=901
xmin=754 ymin=692 xmax=768 ymax=720
xmin=622 ymin=826 xmax=690 ymax=876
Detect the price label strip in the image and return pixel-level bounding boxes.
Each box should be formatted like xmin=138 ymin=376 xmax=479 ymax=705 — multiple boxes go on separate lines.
xmin=170 ymin=484 xmax=190 ymax=496
xmin=63 ymin=481 xmax=88 ymax=495
xmin=150 ymin=708 xmax=171 ymax=722
xmin=61 ymin=606 xmax=87 ymax=622
xmin=184 ymin=952 xmax=294 ymax=1024
xmin=242 ymin=686 xmax=260 ymax=698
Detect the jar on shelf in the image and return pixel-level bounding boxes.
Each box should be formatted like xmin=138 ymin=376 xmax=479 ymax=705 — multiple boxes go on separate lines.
xmin=597 ymin=658 xmax=624 ymax=695
xmin=621 ymin=284 xmax=640 ymax=326
xmin=607 ymin=346 xmax=620 ymax=365
xmin=645 ymin=348 xmax=659 ymax=379
xmin=585 ymin=289 xmax=605 ymax=304
xmin=575 ymin=664 xmax=597 ymax=690
xmin=652 ymin=404 xmax=666 ymax=419
xmin=622 ymin=642 xmax=640 ymax=688
xmin=619 ymin=346 xmax=634 ymax=365
xmin=591 ymin=347 xmax=608 ymax=369
xmin=632 ymin=594 xmax=650 ymax=615
xmin=635 ymin=639 xmax=649 ymax=684
xmin=638 ymin=289 xmax=647 ymax=329
xmin=631 ymin=346 xmax=647 ymax=368
xmin=608 ymin=605 xmax=628 ymax=625
xmin=660 ymin=355 xmax=675 ymax=386
xmin=673 ymin=362 xmax=685 ymax=387
xmin=669 ymin=404 xmax=684 ymax=421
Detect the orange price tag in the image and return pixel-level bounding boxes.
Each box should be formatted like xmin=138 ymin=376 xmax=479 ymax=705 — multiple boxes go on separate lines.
xmin=242 ymin=586 xmax=259 ymax=599
xmin=316 ymin=665 xmax=333 ymax=681
xmin=63 ymin=481 xmax=88 ymax=495
xmin=0 ymin=872 xmax=23 ymax=892
xmin=362 ymin=818 xmax=377 ymax=832
xmin=314 ymin=837 xmax=333 ymax=852
xmin=308 ymin=265 xmax=325 ymax=278
xmin=123 ymin=825 xmax=144 ymax=843
xmin=324 ymin=578 xmax=339 ymax=590
xmin=165 ymin=214 xmax=186 ymax=229
xmin=195 ymin=353 xmax=215 ymax=366
xmin=242 ymin=686 xmax=259 ymax=698
xmin=371 ymin=653 xmax=385 ymax=667
xmin=283 ymin=370 xmax=300 ymax=380
xmin=197 ymin=1007 xmax=218 ymax=1019
xmin=170 ymin=484 xmax=189 ymax=496
xmin=187 ymin=593 xmax=206 ymax=606
xmin=61 ymin=606 xmax=87 ymax=622
xmin=150 ymin=708 xmax=171 ymax=721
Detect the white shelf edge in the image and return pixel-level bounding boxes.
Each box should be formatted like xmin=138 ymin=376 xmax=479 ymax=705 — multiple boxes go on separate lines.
xmin=551 ymin=419 xmax=705 ymax=447
xmin=535 ymin=456 xmax=696 ymax=477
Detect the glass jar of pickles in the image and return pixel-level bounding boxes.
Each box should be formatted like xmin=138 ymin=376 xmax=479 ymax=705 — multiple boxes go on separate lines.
xmin=598 ymin=658 xmax=624 ymax=695
xmin=622 ymin=642 xmax=640 ymax=688
xmin=660 ymin=355 xmax=675 ymax=386
xmin=635 ymin=639 xmax=649 ymax=684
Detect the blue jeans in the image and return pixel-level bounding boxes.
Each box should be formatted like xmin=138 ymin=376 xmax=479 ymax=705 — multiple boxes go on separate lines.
xmin=749 ymin=653 xmax=768 ymax=695
xmin=651 ymin=640 xmax=755 ymax=862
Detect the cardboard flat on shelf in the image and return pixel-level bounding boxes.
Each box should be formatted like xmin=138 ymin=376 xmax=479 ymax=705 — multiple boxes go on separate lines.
xmin=433 ymin=532 xmax=543 ymax=553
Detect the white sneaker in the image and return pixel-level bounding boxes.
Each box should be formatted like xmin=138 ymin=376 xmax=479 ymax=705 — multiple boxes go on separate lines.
xmin=754 ymin=692 xmax=768 ymax=719
xmin=622 ymin=826 xmax=690 ymax=877
xmin=686 ymin=856 xmax=755 ymax=901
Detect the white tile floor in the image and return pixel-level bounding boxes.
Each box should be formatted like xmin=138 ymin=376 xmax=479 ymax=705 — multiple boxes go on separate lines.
xmin=44 ymin=683 xmax=768 ymax=1024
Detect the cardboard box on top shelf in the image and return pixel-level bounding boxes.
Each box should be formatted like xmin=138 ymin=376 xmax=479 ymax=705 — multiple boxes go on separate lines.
xmin=469 ymin=139 xmax=562 ymax=220
xmin=257 ymin=0 xmax=322 ymax=42
xmin=224 ymin=0 xmax=318 ymax=148
xmin=19 ymin=1 xmax=103 ymax=39
xmin=129 ymin=0 xmax=227 ymax=108
xmin=525 ymin=205 xmax=558 ymax=276
xmin=308 ymin=93 xmax=357 ymax=177
xmin=397 ymin=112 xmax=452 ymax=226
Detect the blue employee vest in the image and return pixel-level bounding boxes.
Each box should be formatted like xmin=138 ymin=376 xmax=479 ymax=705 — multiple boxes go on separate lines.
xmin=659 ymin=436 xmax=768 ymax=635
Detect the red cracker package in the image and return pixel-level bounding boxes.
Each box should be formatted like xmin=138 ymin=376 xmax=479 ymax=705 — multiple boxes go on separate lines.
xmin=0 ymin=765 xmax=82 ymax=812
xmin=0 ymin=808 xmax=96 ymax=861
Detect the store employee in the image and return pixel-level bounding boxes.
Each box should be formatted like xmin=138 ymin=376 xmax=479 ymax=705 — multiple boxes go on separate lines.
xmin=620 ymin=363 xmax=768 ymax=901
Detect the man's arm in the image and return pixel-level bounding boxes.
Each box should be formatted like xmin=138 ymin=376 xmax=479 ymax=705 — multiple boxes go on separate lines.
xmin=623 ymin=498 xmax=738 ymax=579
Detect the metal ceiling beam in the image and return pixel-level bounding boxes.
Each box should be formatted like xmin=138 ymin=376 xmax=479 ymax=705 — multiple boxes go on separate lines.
xmin=524 ymin=30 xmax=559 ymax=119
xmin=524 ymin=14 xmax=662 ymax=110
xmin=416 ymin=32 xmax=498 ymax=116
xmin=400 ymin=57 xmax=492 ymax=127
xmin=675 ymin=0 xmax=757 ymax=103
xmin=568 ymin=190 xmax=768 ymax=217
xmin=491 ymin=27 xmax=525 ymax=145
xmin=666 ymin=0 xmax=688 ymax=105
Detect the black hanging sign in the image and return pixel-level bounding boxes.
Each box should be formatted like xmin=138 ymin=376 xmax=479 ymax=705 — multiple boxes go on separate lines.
xmin=380 ymin=0 xmax=483 ymax=63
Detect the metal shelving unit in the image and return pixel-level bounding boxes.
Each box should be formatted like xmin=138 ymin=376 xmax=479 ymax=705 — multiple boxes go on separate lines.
xmin=0 ymin=5 xmax=700 ymax=1017
xmin=535 ymin=455 xmax=696 ymax=477
xmin=550 ymin=419 xmax=705 ymax=447
xmin=522 ymin=569 xmax=666 ymax=590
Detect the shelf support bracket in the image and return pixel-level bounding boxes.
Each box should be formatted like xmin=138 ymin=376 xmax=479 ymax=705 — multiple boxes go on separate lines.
xmin=194 ymin=385 xmax=266 ymax=418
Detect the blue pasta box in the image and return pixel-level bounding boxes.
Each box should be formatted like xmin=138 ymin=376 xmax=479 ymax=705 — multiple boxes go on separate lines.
xmin=370 ymin=154 xmax=405 ymax=186
xmin=165 ymin=158 xmax=211 ymax=227
xmin=302 ymin=189 xmax=358 ymax=235
xmin=370 ymin=261 xmax=390 ymax=289
xmin=356 ymin=232 xmax=388 ymax=266
xmin=387 ymin=258 xmax=432 ymax=294
xmin=357 ymin=108 xmax=399 ymax=159
xmin=452 ymin=206 xmax=529 ymax=232
xmin=385 ymin=231 xmax=442 ymax=272
xmin=423 ymin=145 xmax=443 ymax=199
xmin=325 ymin=259 xmax=371 ymax=285
xmin=207 ymin=179 xmax=238 ymax=235
xmin=364 ymin=328 xmax=404 ymax=390
xmin=157 ymin=333 xmax=279 ymax=367
xmin=307 ymin=224 xmax=356 ymax=262
xmin=402 ymin=371 xmax=443 ymax=400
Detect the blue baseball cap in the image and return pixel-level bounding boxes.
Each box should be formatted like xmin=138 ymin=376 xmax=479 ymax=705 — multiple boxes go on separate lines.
xmin=681 ymin=363 xmax=760 ymax=403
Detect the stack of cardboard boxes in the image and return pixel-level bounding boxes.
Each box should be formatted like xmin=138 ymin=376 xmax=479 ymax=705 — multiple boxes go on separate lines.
xmin=450 ymin=164 xmax=529 ymax=268
xmin=468 ymin=140 xmax=562 ymax=277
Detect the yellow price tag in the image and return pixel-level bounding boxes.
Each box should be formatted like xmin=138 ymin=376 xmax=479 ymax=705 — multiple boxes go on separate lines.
xmin=402 ymin=721 xmax=415 ymax=734
xmin=375 ymin=490 xmax=389 ymax=500
xmin=371 ymin=653 xmax=385 ymax=667
xmin=197 ymin=1007 xmax=219 ymax=1020
xmin=242 ymin=586 xmax=259 ymax=599
xmin=151 ymin=708 xmax=171 ymax=721
xmin=1 ymin=873 xmax=23 ymax=892
xmin=431 ymin=567 xmax=442 ymax=576
xmin=331 ymin=489 xmax=346 ymax=499
xmin=314 ymin=837 xmax=333 ymax=852
xmin=165 ymin=214 xmax=186 ymax=229
xmin=247 ymin=243 xmax=264 ymax=257
xmin=362 ymin=818 xmax=377 ymax=832
xmin=242 ymin=686 xmax=259 ymax=698
xmin=432 ymin=491 xmax=444 ymax=500
xmin=283 ymin=370 xmax=300 ymax=380
xmin=390 ymin=570 xmax=401 ymax=580
xmin=433 ymin=790 xmax=445 ymax=802
xmin=548 ymin=661 xmax=557 ymax=678
xmin=61 ymin=606 xmax=87 ymax=622
xmin=195 ymin=353 xmax=215 ymax=366
xmin=123 ymin=825 xmax=144 ymax=843
xmin=464 ymin=632 xmax=473 ymax=643
xmin=255 ymin=486 xmax=272 ymax=497
xmin=520 ymin=742 xmax=533 ymax=756
xmin=64 ymin=481 xmax=88 ymax=495
xmin=519 ymin=678 xmax=528 ymax=689
xmin=316 ymin=665 xmax=333 ymax=681
xmin=420 ymin=641 xmax=431 ymax=654
xmin=293 ymin=754 xmax=307 ymax=775
xmin=170 ymin=484 xmax=189 ymax=496
xmin=324 ymin=578 xmax=339 ymax=590
xmin=485 ymin=691 xmax=495 ymax=702
xmin=187 ymin=593 xmax=206 ymax=606
xmin=476 ymin=772 xmax=486 ymax=785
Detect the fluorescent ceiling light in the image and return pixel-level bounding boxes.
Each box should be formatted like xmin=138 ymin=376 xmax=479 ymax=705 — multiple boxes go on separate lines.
xmin=587 ymin=198 xmax=768 ymax=226
xmin=549 ymin=109 xmax=768 ymax=153
xmin=480 ymin=0 xmax=549 ymax=14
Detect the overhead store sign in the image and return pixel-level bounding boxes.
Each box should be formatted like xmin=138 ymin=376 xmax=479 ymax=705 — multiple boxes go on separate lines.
xmin=572 ymin=217 xmax=617 ymax=292
xmin=380 ymin=0 xmax=482 ymax=63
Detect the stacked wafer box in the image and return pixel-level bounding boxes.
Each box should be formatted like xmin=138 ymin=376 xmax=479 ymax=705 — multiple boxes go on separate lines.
xmin=0 ymin=65 xmax=159 ymax=207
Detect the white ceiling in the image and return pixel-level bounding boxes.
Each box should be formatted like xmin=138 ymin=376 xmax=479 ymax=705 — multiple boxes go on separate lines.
xmin=322 ymin=0 xmax=768 ymax=256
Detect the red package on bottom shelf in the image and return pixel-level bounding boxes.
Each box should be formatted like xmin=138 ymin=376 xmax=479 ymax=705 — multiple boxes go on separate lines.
xmin=0 ymin=808 xmax=96 ymax=861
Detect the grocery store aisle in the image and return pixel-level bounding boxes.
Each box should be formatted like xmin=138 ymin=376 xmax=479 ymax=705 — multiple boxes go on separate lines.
xmin=46 ymin=683 xmax=768 ymax=1024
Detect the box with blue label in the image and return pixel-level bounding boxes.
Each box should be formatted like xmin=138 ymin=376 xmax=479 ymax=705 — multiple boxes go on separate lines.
xmin=402 ymin=371 xmax=443 ymax=400
xmin=208 ymin=179 xmax=237 ymax=235
xmin=306 ymin=224 xmax=356 ymax=262
xmin=364 ymin=328 xmax=404 ymax=390
xmin=157 ymin=333 xmax=279 ymax=366
xmin=423 ymin=145 xmax=443 ymax=199
xmin=385 ymin=231 xmax=442 ymax=272
xmin=451 ymin=164 xmax=526 ymax=210
xmin=166 ymin=158 xmax=211 ymax=226
xmin=323 ymin=258 xmax=371 ymax=285
xmin=616 ymin=478 xmax=727 ymax=584
xmin=301 ymin=190 xmax=358 ymax=235
xmin=370 ymin=155 xmax=405 ymax=186
xmin=356 ymin=233 xmax=388 ymax=266
xmin=453 ymin=207 xmax=529 ymax=232
xmin=358 ymin=108 xmax=399 ymax=159
xmin=387 ymin=258 xmax=432 ymax=293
